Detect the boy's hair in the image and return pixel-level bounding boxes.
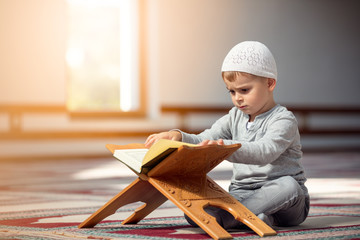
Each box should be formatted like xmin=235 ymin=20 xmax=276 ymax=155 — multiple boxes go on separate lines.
xmin=222 ymin=71 xmax=260 ymax=82
xmin=221 ymin=41 xmax=277 ymax=80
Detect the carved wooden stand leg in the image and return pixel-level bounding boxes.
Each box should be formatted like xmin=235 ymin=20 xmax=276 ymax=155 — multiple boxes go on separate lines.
xmin=78 ymin=178 xmax=167 ymax=228
xmin=148 ymin=176 xmax=276 ymax=240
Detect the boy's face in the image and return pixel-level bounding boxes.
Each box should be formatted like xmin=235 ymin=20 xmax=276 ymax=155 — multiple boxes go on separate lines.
xmin=224 ymin=73 xmax=276 ymax=122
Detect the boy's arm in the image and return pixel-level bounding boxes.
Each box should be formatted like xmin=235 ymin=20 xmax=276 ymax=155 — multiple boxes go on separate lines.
xmin=144 ymin=130 xmax=182 ymax=148
xmin=179 ymin=111 xmax=233 ymax=144
xmin=146 ymin=109 xmax=234 ymax=147
xmin=224 ymin=116 xmax=300 ymax=165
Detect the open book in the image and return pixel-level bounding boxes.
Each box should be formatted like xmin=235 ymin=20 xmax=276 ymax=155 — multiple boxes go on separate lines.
xmin=108 ymin=139 xmax=197 ymax=174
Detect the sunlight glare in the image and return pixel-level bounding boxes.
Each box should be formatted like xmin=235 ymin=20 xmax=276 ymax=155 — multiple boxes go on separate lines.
xmin=119 ymin=0 xmax=139 ymax=112
xmin=66 ymin=47 xmax=84 ymax=68
xmin=66 ymin=0 xmax=139 ymax=112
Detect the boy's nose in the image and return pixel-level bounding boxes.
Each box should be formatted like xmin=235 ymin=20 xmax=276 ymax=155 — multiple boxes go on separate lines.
xmin=235 ymin=93 xmax=243 ymax=101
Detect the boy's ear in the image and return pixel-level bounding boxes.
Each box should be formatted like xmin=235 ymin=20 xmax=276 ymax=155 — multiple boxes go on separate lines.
xmin=267 ymin=78 xmax=276 ymax=91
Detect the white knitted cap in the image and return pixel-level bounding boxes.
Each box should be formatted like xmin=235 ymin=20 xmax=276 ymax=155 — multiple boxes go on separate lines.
xmin=221 ymin=41 xmax=277 ymax=79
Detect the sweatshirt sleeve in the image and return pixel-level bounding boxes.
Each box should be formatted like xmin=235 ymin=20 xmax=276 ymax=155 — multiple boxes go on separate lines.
xmin=178 ymin=107 xmax=300 ymax=166
xmin=224 ymin=114 xmax=300 ymax=165
xmin=179 ymin=109 xmax=234 ymax=144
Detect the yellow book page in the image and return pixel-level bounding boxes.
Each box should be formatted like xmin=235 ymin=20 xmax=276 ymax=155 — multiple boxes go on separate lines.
xmin=142 ymin=139 xmax=197 ymax=166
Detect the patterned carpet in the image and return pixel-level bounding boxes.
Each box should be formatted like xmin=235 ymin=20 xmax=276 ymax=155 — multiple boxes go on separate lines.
xmin=0 ymin=152 xmax=360 ymax=239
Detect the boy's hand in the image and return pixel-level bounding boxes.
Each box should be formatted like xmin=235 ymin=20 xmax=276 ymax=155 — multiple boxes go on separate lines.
xmin=145 ymin=131 xmax=182 ymax=148
xmin=199 ymin=139 xmax=224 ymax=146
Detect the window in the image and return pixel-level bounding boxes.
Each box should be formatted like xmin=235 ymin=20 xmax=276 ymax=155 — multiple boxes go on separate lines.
xmin=66 ymin=0 xmax=145 ymax=116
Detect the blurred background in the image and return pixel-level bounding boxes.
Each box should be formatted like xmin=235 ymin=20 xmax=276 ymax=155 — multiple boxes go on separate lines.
xmin=1 ymin=0 xmax=360 ymax=160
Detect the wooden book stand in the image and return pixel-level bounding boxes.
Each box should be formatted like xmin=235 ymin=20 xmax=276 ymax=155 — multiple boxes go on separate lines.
xmin=78 ymin=143 xmax=276 ymax=240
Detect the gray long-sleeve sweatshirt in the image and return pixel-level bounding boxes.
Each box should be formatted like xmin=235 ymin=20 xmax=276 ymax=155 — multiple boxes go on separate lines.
xmin=179 ymin=104 xmax=307 ymax=192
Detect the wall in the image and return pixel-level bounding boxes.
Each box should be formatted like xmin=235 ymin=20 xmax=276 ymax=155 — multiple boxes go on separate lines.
xmin=0 ymin=0 xmax=66 ymax=104
xmin=156 ymin=0 xmax=360 ymax=106
xmin=1 ymin=0 xmax=360 ymax=159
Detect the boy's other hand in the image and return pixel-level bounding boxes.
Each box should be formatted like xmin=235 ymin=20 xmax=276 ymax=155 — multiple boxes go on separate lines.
xmin=145 ymin=131 xmax=182 ymax=148
xmin=199 ymin=139 xmax=224 ymax=146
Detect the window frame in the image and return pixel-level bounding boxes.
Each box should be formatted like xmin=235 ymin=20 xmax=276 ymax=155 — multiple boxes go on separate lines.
xmin=66 ymin=0 xmax=147 ymax=119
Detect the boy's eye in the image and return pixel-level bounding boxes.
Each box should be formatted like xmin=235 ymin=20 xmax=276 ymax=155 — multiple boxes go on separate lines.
xmin=228 ymin=90 xmax=235 ymax=95
xmin=241 ymin=89 xmax=249 ymax=93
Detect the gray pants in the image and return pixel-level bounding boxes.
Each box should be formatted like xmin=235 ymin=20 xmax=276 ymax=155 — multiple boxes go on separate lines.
xmin=185 ymin=176 xmax=310 ymax=229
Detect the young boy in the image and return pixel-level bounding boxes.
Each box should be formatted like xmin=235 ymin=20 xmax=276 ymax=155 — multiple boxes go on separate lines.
xmin=145 ymin=41 xmax=309 ymax=229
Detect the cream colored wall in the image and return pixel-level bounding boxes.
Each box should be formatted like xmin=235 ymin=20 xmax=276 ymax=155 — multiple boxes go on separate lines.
xmin=1 ymin=0 xmax=360 ymax=159
xmin=156 ymin=0 xmax=360 ymax=106
xmin=0 ymin=0 xmax=67 ymax=104
xmin=0 ymin=0 xmax=360 ymax=105
xmin=2 ymin=0 xmax=360 ymax=107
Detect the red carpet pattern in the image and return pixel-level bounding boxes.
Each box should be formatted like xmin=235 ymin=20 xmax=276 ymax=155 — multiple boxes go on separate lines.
xmin=1 ymin=153 xmax=360 ymax=239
